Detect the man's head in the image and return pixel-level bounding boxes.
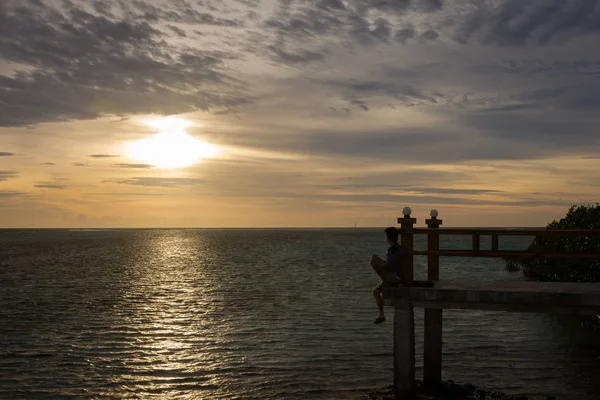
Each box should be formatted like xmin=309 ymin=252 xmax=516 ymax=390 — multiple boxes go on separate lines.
xmin=384 ymin=227 xmax=399 ymax=245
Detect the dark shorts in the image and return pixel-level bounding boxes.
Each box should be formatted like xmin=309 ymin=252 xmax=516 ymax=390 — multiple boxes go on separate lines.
xmin=375 ymin=273 xmax=401 ymax=290
xmin=381 ymin=264 xmax=400 ymax=284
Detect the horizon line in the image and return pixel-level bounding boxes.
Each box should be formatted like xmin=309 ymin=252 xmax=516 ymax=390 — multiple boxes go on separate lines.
xmin=0 ymin=225 xmax=547 ymax=230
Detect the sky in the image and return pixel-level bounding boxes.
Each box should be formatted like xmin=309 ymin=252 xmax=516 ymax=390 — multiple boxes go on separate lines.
xmin=1 ymin=0 xmax=599 ymax=228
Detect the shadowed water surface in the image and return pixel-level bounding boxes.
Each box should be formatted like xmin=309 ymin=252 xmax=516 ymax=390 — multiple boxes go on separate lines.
xmin=0 ymin=229 xmax=598 ymax=399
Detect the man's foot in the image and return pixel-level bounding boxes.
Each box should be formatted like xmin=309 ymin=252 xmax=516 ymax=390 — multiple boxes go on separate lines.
xmin=373 ymin=316 xmax=386 ymax=324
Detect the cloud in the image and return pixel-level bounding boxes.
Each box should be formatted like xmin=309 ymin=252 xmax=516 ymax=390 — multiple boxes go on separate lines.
xmin=84 ymin=192 xmax=168 ymax=196
xmin=409 ymin=187 xmax=502 ymax=195
xmin=114 ymin=177 xmax=206 ymax=187
xmin=263 ymin=0 xmax=443 ymax=57
xmin=316 ymin=184 xmax=502 ymax=195
xmin=0 ymin=152 xmax=15 ymax=157
xmin=0 ymin=190 xmax=26 ymax=198
xmin=89 ymin=154 xmax=121 ymax=158
xmin=34 ymin=184 xmax=68 ymax=190
xmin=420 ymin=30 xmax=440 ymax=41
xmin=72 ymin=163 xmax=87 ymax=167
xmin=324 ymin=78 xmax=437 ymax=106
xmin=114 ymin=163 xmax=154 ymax=169
xmin=167 ymin=25 xmax=187 ymax=38
xmin=452 ymin=0 xmax=600 ymax=46
xmin=41 ymin=162 xmax=57 ymax=166
xmin=270 ymin=47 xmax=326 ymax=63
xmin=362 ymin=0 xmax=443 ymax=13
xmin=395 ymin=26 xmax=417 ymax=43
xmin=349 ymin=99 xmax=369 ymax=111
xmin=121 ymin=0 xmax=243 ymax=27
xmin=0 ymin=0 xmax=250 ymax=127
xmin=0 ymin=171 xmax=18 ymax=181
xmin=305 ymin=193 xmax=580 ymax=208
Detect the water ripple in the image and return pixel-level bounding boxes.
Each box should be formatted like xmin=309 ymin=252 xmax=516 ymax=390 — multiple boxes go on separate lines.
xmin=0 ymin=229 xmax=599 ymax=399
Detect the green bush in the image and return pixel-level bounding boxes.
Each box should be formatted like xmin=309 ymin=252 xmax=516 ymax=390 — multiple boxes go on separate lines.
xmin=509 ymin=204 xmax=600 ymax=282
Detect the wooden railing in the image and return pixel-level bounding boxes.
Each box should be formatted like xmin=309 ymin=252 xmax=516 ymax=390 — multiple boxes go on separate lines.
xmin=394 ymin=207 xmax=600 ymax=393
xmin=397 ymin=208 xmax=600 ymax=285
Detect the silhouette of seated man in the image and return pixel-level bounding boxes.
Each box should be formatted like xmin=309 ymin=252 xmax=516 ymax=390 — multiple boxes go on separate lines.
xmin=370 ymin=227 xmax=403 ymax=324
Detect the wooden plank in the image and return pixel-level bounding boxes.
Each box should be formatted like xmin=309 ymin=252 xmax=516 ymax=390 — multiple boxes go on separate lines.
xmin=491 ymin=234 xmax=499 ymax=252
xmin=394 ymin=303 xmax=415 ymax=398
xmin=382 ymin=280 xmax=600 ymax=314
xmin=411 ymin=250 xmax=600 ymax=260
xmin=385 ymin=279 xmax=600 ymax=294
xmin=410 ymin=301 xmax=600 ymax=315
xmin=427 ymin=235 xmax=440 ymax=281
xmin=400 ymin=217 xmax=416 ymax=285
xmin=411 ymin=228 xmax=600 ymax=236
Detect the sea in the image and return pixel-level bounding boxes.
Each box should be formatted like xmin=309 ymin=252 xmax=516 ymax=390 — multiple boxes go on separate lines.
xmin=0 ymin=229 xmax=599 ymax=400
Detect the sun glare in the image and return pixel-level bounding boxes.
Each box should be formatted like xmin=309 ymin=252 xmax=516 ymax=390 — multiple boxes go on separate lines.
xmin=126 ymin=117 xmax=220 ymax=169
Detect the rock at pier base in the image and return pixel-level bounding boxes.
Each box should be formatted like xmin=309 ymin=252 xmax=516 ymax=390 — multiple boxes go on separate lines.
xmin=365 ymin=379 xmax=549 ymax=400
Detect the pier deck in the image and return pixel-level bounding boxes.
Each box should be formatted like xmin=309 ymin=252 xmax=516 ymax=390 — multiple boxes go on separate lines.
xmin=383 ymin=280 xmax=600 ymax=314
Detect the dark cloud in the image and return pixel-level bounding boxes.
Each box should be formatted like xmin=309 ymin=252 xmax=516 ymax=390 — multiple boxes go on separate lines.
xmin=419 ymin=0 xmax=444 ymax=12
xmin=72 ymin=163 xmax=87 ymax=167
xmin=0 ymin=0 xmax=249 ymax=127
xmin=41 ymin=162 xmax=57 ymax=166
xmin=0 ymin=152 xmax=15 ymax=157
xmin=317 ymin=0 xmax=346 ymax=10
xmin=420 ymin=30 xmax=440 ymax=41
xmin=114 ymin=177 xmax=206 ymax=187
xmin=459 ymin=108 xmax=600 ymax=149
xmin=271 ymin=47 xmax=326 ymax=63
xmin=395 ymin=27 xmax=417 ymax=43
xmin=215 ymin=116 xmax=600 ymax=163
xmin=409 ymin=187 xmax=502 ymax=195
xmin=114 ymin=163 xmax=154 ymax=169
xmin=349 ymin=15 xmax=392 ymax=44
xmin=85 ymin=192 xmax=168 ymax=196
xmin=264 ymin=0 xmax=442 ymax=57
xmin=90 ymin=154 xmax=121 ymax=158
xmin=349 ymin=100 xmax=369 ymax=111
xmin=233 ymin=0 xmax=261 ymax=7
xmin=324 ymin=78 xmax=438 ymax=106
xmin=34 ymin=184 xmax=68 ymax=190
xmin=314 ymin=183 xmax=502 ymax=195
xmin=453 ymin=0 xmax=600 ymax=46
xmin=0 ymin=190 xmax=26 ymax=198
xmin=122 ymin=0 xmax=243 ymax=27
xmin=0 ymin=171 xmax=18 ymax=181
xmin=362 ymin=0 xmax=443 ymax=13
xmin=167 ymin=25 xmax=187 ymax=37
xmin=307 ymin=193 xmax=578 ymax=208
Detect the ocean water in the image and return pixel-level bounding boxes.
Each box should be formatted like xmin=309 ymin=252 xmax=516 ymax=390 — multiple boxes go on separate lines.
xmin=0 ymin=229 xmax=598 ymax=400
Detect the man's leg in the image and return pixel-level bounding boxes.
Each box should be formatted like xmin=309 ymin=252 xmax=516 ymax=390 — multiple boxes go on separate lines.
xmin=372 ymin=282 xmax=385 ymax=323
xmin=370 ymin=258 xmax=388 ymax=281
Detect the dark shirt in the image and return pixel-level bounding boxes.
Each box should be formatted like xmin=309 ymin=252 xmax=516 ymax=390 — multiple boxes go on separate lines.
xmin=385 ymin=243 xmax=403 ymax=277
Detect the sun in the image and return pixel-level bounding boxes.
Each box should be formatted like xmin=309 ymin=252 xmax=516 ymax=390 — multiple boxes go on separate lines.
xmin=125 ymin=117 xmax=220 ymax=169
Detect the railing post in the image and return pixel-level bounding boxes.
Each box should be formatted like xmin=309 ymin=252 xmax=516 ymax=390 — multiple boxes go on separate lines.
xmin=398 ymin=206 xmax=416 ymax=286
xmin=424 ymin=209 xmax=443 ymax=388
xmin=394 ymin=206 xmax=416 ymax=398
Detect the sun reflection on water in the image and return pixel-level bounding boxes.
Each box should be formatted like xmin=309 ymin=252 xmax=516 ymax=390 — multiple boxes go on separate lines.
xmin=112 ymin=231 xmax=232 ymax=398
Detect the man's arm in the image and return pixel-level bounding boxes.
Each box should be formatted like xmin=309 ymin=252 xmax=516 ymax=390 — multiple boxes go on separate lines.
xmin=371 ymin=254 xmax=385 ymax=267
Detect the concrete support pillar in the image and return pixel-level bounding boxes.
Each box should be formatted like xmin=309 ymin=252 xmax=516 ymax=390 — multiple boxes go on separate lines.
xmin=394 ymin=301 xmax=415 ymax=398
